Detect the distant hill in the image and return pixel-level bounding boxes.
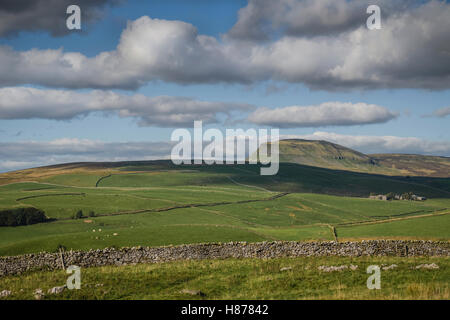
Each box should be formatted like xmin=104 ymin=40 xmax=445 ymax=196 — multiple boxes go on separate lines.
xmin=252 ymin=139 xmax=450 ymax=177
xmin=0 ymin=159 xmax=449 ymax=198
xmin=370 ymin=154 xmax=450 ymax=178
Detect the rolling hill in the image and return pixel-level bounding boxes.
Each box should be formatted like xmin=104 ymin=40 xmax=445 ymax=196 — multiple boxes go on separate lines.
xmin=0 ymin=157 xmax=448 ymax=256
xmin=371 ymin=153 xmax=450 ymax=177
xmin=253 ymin=139 xmax=450 ymax=177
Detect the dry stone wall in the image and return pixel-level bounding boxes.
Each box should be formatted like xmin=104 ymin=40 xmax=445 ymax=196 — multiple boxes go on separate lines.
xmin=1 ymin=240 xmax=448 ymax=277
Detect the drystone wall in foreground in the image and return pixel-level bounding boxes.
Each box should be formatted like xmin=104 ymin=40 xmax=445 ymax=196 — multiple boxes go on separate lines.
xmin=1 ymin=240 xmax=448 ymax=277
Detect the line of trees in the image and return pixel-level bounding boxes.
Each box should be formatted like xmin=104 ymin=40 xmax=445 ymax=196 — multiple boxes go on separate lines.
xmin=0 ymin=207 xmax=47 ymax=226
xmin=72 ymin=210 xmax=96 ymax=219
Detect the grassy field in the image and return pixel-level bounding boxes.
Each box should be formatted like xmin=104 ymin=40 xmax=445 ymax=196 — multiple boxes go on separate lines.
xmin=337 ymin=214 xmax=450 ymax=240
xmin=0 ymin=160 xmax=449 ymax=301
xmin=0 ymin=256 xmax=448 ymax=300
xmin=2 ymin=161 xmax=450 ymax=196
xmin=0 ymin=162 xmax=449 ymax=256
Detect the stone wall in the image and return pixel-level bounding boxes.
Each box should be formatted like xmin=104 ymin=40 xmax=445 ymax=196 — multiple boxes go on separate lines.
xmin=1 ymin=240 xmax=449 ymax=277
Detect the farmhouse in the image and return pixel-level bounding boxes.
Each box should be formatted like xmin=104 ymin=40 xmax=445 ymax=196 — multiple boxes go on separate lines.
xmin=369 ymin=193 xmax=427 ymax=201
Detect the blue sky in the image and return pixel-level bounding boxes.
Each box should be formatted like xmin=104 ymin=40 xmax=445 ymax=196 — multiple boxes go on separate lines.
xmin=0 ymin=0 xmax=449 ymax=171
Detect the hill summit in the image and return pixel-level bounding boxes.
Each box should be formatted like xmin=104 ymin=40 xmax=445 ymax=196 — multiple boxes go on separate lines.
xmin=252 ymin=139 xmax=450 ymax=177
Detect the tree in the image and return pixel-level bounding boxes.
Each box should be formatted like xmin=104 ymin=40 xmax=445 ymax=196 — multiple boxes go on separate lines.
xmin=386 ymin=192 xmax=395 ymax=200
xmin=402 ymin=192 xmax=414 ymax=200
xmin=0 ymin=207 xmax=47 ymax=226
xmin=74 ymin=210 xmax=83 ymax=219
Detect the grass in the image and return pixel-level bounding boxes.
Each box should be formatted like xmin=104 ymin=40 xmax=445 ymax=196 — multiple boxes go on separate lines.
xmin=2 ymin=161 xmax=450 ymax=197
xmin=255 ymin=140 xmax=450 ymax=178
xmin=0 ymin=181 xmax=270 ymax=219
xmin=338 ymin=213 xmax=450 ymax=240
xmin=0 ymin=161 xmax=448 ymax=256
xmin=372 ymin=153 xmax=450 ymax=178
xmin=0 ymin=161 xmax=448 ymax=300
xmin=0 ymin=209 xmax=266 ymax=256
xmin=0 ymin=188 xmax=448 ymax=256
xmin=40 ymin=173 xmax=105 ymax=187
xmin=0 ymin=256 xmax=448 ymax=300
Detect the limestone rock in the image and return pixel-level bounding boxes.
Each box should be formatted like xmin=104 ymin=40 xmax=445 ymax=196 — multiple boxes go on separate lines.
xmin=34 ymin=288 xmax=45 ymax=300
xmin=0 ymin=290 xmax=12 ymax=297
xmin=180 ymin=289 xmax=205 ymax=296
xmin=416 ymin=263 xmax=439 ymax=270
xmin=48 ymin=286 xmax=66 ymax=294
xmin=280 ymin=267 xmax=292 ymax=271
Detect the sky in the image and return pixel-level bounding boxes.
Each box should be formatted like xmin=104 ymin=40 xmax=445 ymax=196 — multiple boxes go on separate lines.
xmin=0 ymin=0 xmax=449 ymax=172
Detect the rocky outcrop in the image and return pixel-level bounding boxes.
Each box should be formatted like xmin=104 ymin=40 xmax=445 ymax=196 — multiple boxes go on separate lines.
xmin=0 ymin=240 xmax=448 ymax=277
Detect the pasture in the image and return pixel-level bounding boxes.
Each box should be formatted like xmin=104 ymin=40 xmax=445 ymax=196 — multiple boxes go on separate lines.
xmin=0 ymin=162 xmax=449 ymax=256
xmin=0 ymin=256 xmax=448 ymax=299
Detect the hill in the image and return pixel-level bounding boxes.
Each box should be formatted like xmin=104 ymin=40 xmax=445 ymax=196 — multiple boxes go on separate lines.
xmin=252 ymin=139 xmax=450 ymax=177
xmin=0 ymin=160 xmax=449 ymax=256
xmin=1 ymin=160 xmax=449 ymax=198
xmin=370 ymin=154 xmax=450 ymax=177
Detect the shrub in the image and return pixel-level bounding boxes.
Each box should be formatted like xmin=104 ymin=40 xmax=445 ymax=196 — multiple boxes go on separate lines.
xmin=0 ymin=208 xmax=47 ymax=227
xmin=88 ymin=211 xmax=96 ymax=217
xmin=74 ymin=210 xmax=83 ymax=219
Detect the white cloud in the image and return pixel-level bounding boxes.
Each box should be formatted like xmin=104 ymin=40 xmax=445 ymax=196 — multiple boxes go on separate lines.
xmin=0 ymin=17 xmax=251 ymax=89
xmin=227 ymin=0 xmax=410 ymax=40
xmin=282 ymin=132 xmax=450 ymax=156
xmin=0 ymin=87 xmax=254 ymax=126
xmin=0 ymin=88 xmax=400 ymax=128
xmin=248 ymin=102 xmax=397 ymax=127
xmin=432 ymin=106 xmax=450 ymax=118
xmin=0 ymin=1 xmax=449 ymax=90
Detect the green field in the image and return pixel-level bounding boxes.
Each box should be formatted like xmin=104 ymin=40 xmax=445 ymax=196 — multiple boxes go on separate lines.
xmin=0 ymin=256 xmax=448 ymax=300
xmin=337 ymin=214 xmax=450 ymax=240
xmin=0 ymin=161 xmax=449 ymax=257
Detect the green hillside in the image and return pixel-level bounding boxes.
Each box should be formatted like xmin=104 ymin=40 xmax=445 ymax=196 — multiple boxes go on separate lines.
xmin=371 ymin=154 xmax=450 ymax=177
xmin=1 ymin=160 xmax=450 ymax=197
xmin=252 ymin=139 xmax=450 ymax=177
xmin=0 ymin=161 xmax=449 ymax=256
xmin=278 ymin=139 xmax=383 ymax=173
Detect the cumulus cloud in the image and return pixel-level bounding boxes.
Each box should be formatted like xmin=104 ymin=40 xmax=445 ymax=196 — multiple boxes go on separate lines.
xmin=0 ymin=88 xmax=399 ymax=128
xmin=0 ymin=17 xmax=251 ymax=89
xmin=247 ymin=0 xmax=450 ymax=90
xmin=282 ymin=132 xmax=450 ymax=156
xmin=0 ymin=139 xmax=173 ymax=172
xmin=0 ymin=1 xmax=449 ymax=90
xmin=0 ymin=0 xmax=121 ymax=37
xmin=0 ymin=87 xmax=254 ymax=126
xmin=227 ymin=0 xmax=411 ymax=41
xmin=248 ymin=102 xmax=397 ymax=128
